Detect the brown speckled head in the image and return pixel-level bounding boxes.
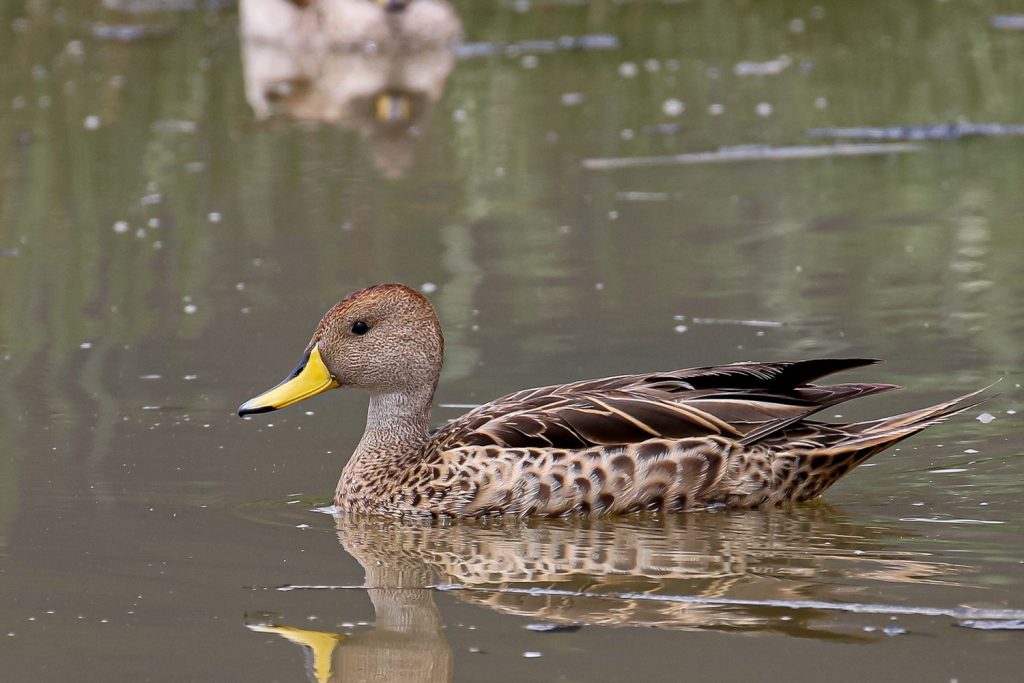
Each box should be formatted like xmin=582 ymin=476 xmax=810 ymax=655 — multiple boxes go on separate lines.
xmin=311 ymin=284 xmax=444 ymax=393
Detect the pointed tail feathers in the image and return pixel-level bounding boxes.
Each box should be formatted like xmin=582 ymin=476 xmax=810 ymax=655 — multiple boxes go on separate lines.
xmin=781 ymin=387 xmax=991 ymax=503
xmin=849 ymin=385 xmax=992 ymax=443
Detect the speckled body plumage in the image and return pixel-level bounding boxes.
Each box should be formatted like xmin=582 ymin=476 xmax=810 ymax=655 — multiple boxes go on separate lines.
xmin=240 ymin=284 xmax=982 ymax=519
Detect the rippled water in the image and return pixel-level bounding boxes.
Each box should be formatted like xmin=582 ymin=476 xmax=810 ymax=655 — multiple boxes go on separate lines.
xmin=1 ymin=1 xmax=1023 ymax=680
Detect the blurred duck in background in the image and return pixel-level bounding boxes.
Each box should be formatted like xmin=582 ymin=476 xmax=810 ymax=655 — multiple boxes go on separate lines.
xmin=239 ymin=0 xmax=462 ymax=177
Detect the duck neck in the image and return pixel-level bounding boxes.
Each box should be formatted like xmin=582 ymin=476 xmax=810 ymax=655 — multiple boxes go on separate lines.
xmin=339 ymin=382 xmax=436 ymax=493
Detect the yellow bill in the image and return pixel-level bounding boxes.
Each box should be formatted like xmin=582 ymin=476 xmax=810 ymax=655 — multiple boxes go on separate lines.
xmin=238 ymin=345 xmax=339 ymax=416
xmin=374 ymin=92 xmax=412 ymax=123
xmin=245 ymin=621 xmax=345 ymax=683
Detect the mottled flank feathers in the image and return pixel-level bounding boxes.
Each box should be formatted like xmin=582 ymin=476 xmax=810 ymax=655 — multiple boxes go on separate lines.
xmin=359 ymin=359 xmax=982 ymax=517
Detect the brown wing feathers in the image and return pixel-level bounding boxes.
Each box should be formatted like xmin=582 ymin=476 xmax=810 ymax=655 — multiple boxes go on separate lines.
xmin=415 ymin=358 xmax=984 ymax=516
xmin=439 ymin=358 xmax=896 ymax=452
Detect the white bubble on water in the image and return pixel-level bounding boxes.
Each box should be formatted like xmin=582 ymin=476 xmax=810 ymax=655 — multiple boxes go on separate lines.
xmin=618 ymin=62 xmax=638 ymax=78
xmin=561 ymin=92 xmax=584 ymax=106
xmin=662 ymin=98 xmax=685 ymax=116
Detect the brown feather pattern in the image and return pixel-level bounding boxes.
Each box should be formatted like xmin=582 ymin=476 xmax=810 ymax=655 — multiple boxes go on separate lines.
xmin=239 ymin=284 xmax=985 ymax=518
xmin=342 ymin=358 xmax=983 ymax=517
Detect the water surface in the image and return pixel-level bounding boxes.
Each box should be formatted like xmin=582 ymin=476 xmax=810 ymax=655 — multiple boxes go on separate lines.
xmin=1 ymin=1 xmax=1023 ymax=680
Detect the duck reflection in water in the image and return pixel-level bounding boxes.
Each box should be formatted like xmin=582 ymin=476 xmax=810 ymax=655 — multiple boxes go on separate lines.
xmin=247 ymin=508 xmax=966 ymax=683
xmin=239 ymin=0 xmax=462 ymax=178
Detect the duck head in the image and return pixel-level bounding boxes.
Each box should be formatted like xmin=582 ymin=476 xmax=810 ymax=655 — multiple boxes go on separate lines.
xmin=238 ymin=284 xmax=444 ymax=416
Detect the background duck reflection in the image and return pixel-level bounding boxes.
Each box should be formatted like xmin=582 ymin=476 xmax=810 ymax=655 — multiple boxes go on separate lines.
xmin=239 ymin=0 xmax=462 ymax=178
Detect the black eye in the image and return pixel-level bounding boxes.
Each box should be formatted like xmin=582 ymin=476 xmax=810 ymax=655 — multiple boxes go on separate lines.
xmin=351 ymin=321 xmax=369 ymax=335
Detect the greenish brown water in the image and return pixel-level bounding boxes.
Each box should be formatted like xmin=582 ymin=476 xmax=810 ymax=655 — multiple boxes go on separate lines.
xmin=2 ymin=1 xmax=1024 ymax=680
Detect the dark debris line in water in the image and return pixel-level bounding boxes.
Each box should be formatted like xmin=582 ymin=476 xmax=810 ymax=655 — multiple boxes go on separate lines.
xmin=991 ymin=15 xmax=1024 ymax=30
xmin=91 ymin=23 xmax=177 ymax=42
xmin=101 ymin=0 xmax=237 ymax=12
xmin=272 ymin=583 xmax=1024 ymax=626
xmin=956 ymin=619 xmax=1024 ymax=631
xmin=582 ymin=143 xmax=921 ymax=170
xmin=456 ymin=34 xmax=619 ymax=59
xmin=807 ymin=122 xmax=1024 ymax=141
xmin=526 ymin=623 xmax=582 ymax=633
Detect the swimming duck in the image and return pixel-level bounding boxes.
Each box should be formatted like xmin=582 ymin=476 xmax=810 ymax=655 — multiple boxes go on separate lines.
xmin=239 ymin=283 xmax=982 ymax=518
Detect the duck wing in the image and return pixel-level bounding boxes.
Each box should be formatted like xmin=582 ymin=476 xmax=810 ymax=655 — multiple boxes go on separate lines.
xmin=434 ymin=358 xmax=898 ymax=451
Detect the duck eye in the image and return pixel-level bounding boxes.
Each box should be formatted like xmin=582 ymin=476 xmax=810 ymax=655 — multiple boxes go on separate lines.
xmin=351 ymin=321 xmax=370 ymax=335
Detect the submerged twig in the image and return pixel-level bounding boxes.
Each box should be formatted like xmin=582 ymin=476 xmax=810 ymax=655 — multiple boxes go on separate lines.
xmin=271 ymin=582 xmax=1024 ymax=623
xmin=582 ymin=143 xmax=921 ymax=171
xmin=807 ymin=122 xmax=1024 ymax=141
xmin=456 ymin=34 xmax=619 ymax=59
xmin=991 ymin=15 xmax=1024 ymax=30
